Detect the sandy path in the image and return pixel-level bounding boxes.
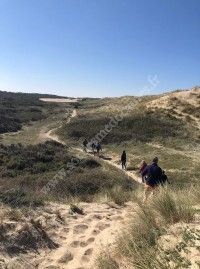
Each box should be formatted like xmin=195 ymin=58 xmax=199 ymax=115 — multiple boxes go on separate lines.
xmin=35 ymin=110 xmax=141 ymax=269
xmin=36 ymin=202 xmax=135 ymax=269
xmin=39 ymin=109 xmax=77 ymax=145
xmin=103 ymin=156 xmax=141 ymax=183
xmin=1 ymin=202 xmax=136 ymax=269
xmin=39 ymin=108 xmax=141 ymax=184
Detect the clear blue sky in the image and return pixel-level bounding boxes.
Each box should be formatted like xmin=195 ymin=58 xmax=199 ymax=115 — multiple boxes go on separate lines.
xmin=0 ymin=0 xmax=199 ymax=97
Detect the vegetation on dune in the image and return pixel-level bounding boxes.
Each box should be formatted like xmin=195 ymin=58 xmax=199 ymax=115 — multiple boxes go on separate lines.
xmin=0 ymin=141 xmax=136 ymax=206
xmin=96 ymin=188 xmax=199 ymax=269
xmin=0 ymin=89 xmax=200 ymax=267
xmin=0 ymin=91 xmax=65 ymax=134
xmin=60 ymin=100 xmax=198 ymax=145
xmin=0 ymin=141 xmax=70 ymax=177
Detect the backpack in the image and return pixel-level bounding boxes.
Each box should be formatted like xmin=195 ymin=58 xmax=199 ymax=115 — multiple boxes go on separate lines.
xmin=161 ymin=172 xmax=169 ymax=185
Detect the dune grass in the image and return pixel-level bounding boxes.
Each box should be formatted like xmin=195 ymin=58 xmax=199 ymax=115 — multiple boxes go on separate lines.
xmin=150 ymin=188 xmax=195 ymax=224
xmin=96 ymin=187 xmax=199 ymax=269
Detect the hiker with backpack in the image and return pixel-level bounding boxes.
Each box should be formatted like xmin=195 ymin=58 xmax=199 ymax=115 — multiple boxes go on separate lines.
xmin=161 ymin=170 xmax=170 ymax=186
xmin=139 ymin=160 xmax=148 ymax=183
xmin=142 ymin=157 xmax=164 ymax=202
xmin=121 ymin=150 xmax=127 ymax=170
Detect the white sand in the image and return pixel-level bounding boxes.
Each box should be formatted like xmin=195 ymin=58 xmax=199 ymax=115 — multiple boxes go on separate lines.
xmin=40 ymin=98 xmax=80 ymax=103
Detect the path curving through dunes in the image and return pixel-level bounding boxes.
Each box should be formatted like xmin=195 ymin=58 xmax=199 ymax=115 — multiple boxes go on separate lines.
xmin=35 ymin=109 xmax=141 ymax=269
xmin=40 ymin=108 xmax=141 ymax=184
xmin=39 ymin=109 xmax=77 ymax=145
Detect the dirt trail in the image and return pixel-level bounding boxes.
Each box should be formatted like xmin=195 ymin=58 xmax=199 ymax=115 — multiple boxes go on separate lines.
xmin=39 ymin=109 xmax=77 ymax=144
xmin=33 ymin=110 xmax=141 ymax=269
xmin=103 ymin=156 xmax=141 ymax=183
xmin=40 ymin=109 xmax=141 ymax=184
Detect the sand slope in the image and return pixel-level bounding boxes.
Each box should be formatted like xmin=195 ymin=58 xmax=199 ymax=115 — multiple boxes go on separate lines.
xmin=0 ymin=202 xmax=136 ymax=269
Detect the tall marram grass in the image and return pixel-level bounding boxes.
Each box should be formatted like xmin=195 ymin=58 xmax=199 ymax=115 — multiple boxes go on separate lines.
xmin=96 ymin=187 xmax=197 ymax=269
xmin=150 ymin=187 xmax=195 ymax=224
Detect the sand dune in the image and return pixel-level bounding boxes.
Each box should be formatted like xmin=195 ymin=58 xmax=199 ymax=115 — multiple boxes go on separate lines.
xmin=40 ymin=98 xmax=79 ymax=103
xmin=0 ymin=202 xmax=136 ymax=269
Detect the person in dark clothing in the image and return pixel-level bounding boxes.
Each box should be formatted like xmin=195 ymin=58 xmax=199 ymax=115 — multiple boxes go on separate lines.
xmin=142 ymin=157 xmax=163 ymax=202
xmin=139 ymin=160 xmax=148 ymax=183
xmin=91 ymin=142 xmax=96 ymax=155
xmin=83 ymin=139 xmax=88 ymax=152
xmin=121 ymin=150 xmax=127 ymax=170
xmin=96 ymin=142 xmax=102 ymax=157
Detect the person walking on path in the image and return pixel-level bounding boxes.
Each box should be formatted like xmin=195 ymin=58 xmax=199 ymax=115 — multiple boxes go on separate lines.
xmin=91 ymin=142 xmax=96 ymax=155
xmin=83 ymin=139 xmax=88 ymax=152
xmin=121 ymin=150 xmax=127 ymax=170
xmin=96 ymin=142 xmax=102 ymax=157
xmin=142 ymin=157 xmax=163 ymax=202
xmin=139 ymin=160 xmax=148 ymax=183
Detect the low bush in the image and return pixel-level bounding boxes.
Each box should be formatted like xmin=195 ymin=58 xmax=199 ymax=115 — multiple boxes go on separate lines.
xmin=0 ymin=141 xmax=70 ymax=177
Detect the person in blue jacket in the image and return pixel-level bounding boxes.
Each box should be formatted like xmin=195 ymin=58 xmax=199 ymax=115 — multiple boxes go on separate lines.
xmin=142 ymin=157 xmax=163 ymax=202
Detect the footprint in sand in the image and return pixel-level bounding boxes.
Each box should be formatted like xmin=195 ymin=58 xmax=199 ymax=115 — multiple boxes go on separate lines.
xmin=73 ymin=224 xmax=88 ymax=234
xmin=70 ymin=240 xmax=80 ymax=248
xmin=80 ymin=241 xmax=88 ymax=247
xmin=58 ymin=250 xmax=73 ymax=264
xmin=92 ymin=229 xmax=101 ymax=236
xmin=84 ymin=248 xmax=93 ymax=255
xmin=95 ymin=222 xmax=110 ymax=231
xmin=81 ymin=248 xmax=93 ymax=263
xmin=87 ymin=237 xmax=95 ymax=244
xmin=80 ymin=237 xmax=95 ymax=247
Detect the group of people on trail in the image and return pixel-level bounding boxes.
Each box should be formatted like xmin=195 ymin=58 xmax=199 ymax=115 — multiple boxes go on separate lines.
xmin=82 ymin=139 xmax=102 ymax=157
xmin=82 ymin=139 xmax=169 ymax=201
xmin=121 ymin=151 xmax=169 ymax=201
